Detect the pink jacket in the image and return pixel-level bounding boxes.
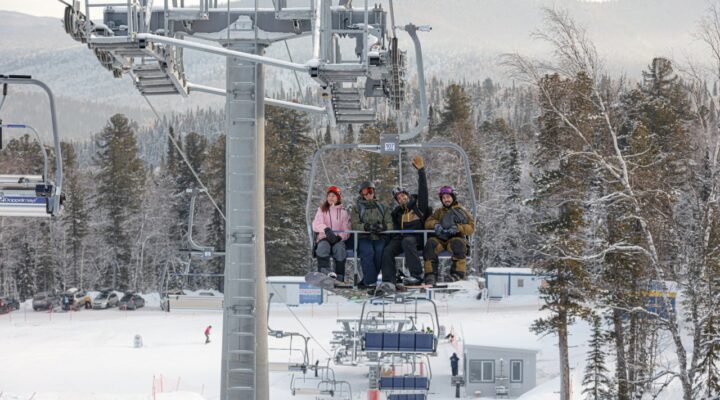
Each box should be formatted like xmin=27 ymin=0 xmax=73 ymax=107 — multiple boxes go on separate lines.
xmin=312 ymin=204 xmax=351 ymax=242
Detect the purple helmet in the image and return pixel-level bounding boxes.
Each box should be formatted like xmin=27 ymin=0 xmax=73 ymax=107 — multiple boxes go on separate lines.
xmin=438 ymin=186 xmax=456 ymax=202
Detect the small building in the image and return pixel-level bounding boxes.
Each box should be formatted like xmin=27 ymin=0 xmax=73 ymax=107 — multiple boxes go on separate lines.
xmin=484 ymin=268 xmax=543 ymax=298
xmin=463 ymin=344 xmax=539 ymax=398
xmin=266 ymin=276 xmax=323 ymax=306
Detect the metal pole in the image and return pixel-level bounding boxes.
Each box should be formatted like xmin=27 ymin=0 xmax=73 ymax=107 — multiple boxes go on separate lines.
xmin=221 ymin=41 xmax=269 ymax=400
xmin=137 ymin=34 xmax=309 ymax=72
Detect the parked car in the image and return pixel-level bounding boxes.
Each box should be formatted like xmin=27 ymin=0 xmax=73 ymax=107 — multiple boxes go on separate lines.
xmin=0 ymin=297 xmax=20 ymax=314
xmin=61 ymin=288 xmax=88 ymax=310
xmin=92 ymin=291 xmax=119 ymax=309
xmin=118 ymin=293 xmax=145 ymax=310
xmin=33 ymin=292 xmax=60 ymax=311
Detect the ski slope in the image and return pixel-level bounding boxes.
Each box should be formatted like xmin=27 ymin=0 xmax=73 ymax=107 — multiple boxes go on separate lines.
xmin=0 ymin=283 xmax=592 ymax=400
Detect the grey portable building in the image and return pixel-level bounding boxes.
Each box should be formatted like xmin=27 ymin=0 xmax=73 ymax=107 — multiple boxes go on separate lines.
xmin=463 ymin=344 xmax=539 ymax=398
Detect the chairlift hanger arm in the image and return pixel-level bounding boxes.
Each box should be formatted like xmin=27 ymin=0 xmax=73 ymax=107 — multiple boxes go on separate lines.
xmin=186 ymin=82 xmax=327 ymax=114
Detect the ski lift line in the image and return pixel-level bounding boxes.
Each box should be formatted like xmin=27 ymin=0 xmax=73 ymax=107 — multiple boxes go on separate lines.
xmin=268 ymin=283 xmax=332 ymax=358
xmin=136 ymin=33 xmax=308 ymax=72
xmin=185 ymin=82 xmax=327 ymax=114
xmin=0 ymin=124 xmax=50 ymax=182
xmin=312 ymin=136 xmax=332 ymax=188
xmin=397 ymin=24 xmax=428 ymax=142
xmin=141 ymin=94 xmax=227 ymax=221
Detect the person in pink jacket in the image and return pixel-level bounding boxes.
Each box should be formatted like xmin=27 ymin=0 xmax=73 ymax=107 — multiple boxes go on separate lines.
xmin=312 ymin=186 xmax=352 ymax=282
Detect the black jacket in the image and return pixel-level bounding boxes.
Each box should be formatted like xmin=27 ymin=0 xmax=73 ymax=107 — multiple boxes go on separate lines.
xmin=390 ymin=168 xmax=430 ymax=233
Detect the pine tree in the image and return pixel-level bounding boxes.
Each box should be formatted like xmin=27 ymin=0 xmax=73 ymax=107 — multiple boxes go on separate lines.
xmin=61 ymin=142 xmax=88 ymax=288
xmin=323 ymin=125 xmax=333 ymax=144
xmin=530 ymin=73 xmax=596 ymax=400
xmin=203 ymin=134 xmax=226 ymax=288
xmin=14 ymin=241 xmax=36 ymax=300
xmin=264 ymin=106 xmax=314 ymax=275
xmin=95 ymin=114 xmax=146 ymax=291
xmin=582 ymin=315 xmax=613 ymax=400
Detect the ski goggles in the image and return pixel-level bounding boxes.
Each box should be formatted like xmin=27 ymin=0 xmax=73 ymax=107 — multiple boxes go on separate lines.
xmin=361 ymin=187 xmax=375 ymax=196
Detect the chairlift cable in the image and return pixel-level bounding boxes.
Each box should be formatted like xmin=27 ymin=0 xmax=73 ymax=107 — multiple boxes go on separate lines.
xmin=268 ymin=281 xmax=331 ymax=357
xmin=141 ymin=94 xmax=227 ymax=221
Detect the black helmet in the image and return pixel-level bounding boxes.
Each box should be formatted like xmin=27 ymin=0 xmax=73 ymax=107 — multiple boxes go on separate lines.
xmin=392 ymin=187 xmax=409 ymax=202
xmin=357 ymin=181 xmax=375 ymax=194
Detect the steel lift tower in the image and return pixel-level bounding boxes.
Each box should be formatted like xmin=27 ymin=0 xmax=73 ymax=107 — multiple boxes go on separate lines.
xmin=60 ymin=1 xmax=424 ymax=398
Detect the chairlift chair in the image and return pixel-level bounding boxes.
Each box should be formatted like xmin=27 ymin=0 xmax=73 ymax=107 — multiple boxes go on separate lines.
xmin=303 ymin=23 xmax=479 ymax=282
xmin=0 ymin=76 xmax=64 ymax=218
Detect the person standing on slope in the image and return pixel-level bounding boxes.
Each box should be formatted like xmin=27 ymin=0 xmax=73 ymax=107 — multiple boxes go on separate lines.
xmin=204 ymin=325 xmax=212 ymax=344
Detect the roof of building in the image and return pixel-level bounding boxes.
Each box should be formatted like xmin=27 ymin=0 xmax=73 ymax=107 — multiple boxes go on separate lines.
xmin=464 ymin=343 xmax=541 ymax=354
xmin=484 ymin=267 xmax=534 ymax=275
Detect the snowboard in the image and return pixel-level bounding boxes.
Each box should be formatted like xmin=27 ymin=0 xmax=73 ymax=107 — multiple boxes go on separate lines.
xmin=304 ymin=272 xmax=377 ymax=300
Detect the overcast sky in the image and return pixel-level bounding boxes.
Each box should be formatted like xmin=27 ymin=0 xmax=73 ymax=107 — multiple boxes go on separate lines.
xmin=0 ymin=0 xmax=66 ymax=18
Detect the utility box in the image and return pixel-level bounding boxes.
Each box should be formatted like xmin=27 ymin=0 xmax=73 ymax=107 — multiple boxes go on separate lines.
xmin=380 ymin=134 xmax=400 ymax=154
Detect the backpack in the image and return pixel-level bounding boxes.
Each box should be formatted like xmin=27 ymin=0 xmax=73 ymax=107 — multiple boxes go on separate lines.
xmin=356 ymin=200 xmax=385 ymax=223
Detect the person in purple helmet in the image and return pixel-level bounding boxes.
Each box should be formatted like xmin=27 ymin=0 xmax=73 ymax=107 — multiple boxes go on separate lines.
xmin=422 ymin=186 xmax=475 ymax=285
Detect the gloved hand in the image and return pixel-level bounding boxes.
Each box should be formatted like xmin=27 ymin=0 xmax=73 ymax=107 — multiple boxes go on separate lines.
xmin=434 ymin=224 xmax=444 ymax=236
xmin=324 ymin=227 xmax=340 ymax=244
xmin=446 ymin=225 xmax=460 ymax=236
xmin=364 ymin=223 xmax=373 ymax=232
xmin=373 ymin=223 xmax=386 ymax=233
xmin=412 ymin=155 xmax=425 ymax=170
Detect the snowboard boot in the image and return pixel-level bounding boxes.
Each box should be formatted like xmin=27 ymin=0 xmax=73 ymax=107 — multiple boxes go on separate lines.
xmin=448 ymin=271 xmax=465 ymax=282
xmin=402 ymin=276 xmax=422 ymax=286
xmin=317 ymin=257 xmax=332 ymax=275
xmin=423 ymin=273 xmax=437 ymax=287
xmin=334 ymin=259 xmax=346 ymax=283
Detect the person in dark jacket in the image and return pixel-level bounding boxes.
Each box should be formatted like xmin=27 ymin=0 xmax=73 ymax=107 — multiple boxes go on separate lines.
xmin=450 ymin=353 xmax=460 ymax=376
xmin=380 ymin=155 xmax=430 ymax=290
xmin=423 ymin=186 xmax=475 ymax=286
xmin=351 ymin=181 xmax=393 ymax=288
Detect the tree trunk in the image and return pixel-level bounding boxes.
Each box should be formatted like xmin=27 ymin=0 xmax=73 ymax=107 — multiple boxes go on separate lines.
xmin=613 ymin=308 xmax=630 ymax=400
xmin=559 ymin=307 xmax=571 ymax=400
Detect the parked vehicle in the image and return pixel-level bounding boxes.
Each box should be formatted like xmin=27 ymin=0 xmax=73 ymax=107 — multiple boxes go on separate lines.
xmin=118 ymin=293 xmax=145 ymax=310
xmin=92 ymin=291 xmax=119 ymax=309
xmin=0 ymin=297 xmax=20 ymax=314
xmin=60 ymin=288 xmax=88 ymax=310
xmin=33 ymin=292 xmax=60 ymax=311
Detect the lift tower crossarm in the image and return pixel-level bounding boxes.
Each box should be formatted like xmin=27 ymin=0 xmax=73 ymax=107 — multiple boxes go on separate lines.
xmin=136 ymin=34 xmax=309 ymax=72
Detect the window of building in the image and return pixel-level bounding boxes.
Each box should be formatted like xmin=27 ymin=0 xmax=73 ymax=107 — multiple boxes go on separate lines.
xmin=510 ymin=360 xmax=523 ymax=383
xmin=470 ymin=360 xmax=495 ymax=382
xmin=517 ymin=279 xmax=524 ymax=288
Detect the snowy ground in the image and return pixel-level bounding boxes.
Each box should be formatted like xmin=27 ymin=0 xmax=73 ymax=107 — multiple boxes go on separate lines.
xmin=0 ymin=283 xmax=595 ymax=400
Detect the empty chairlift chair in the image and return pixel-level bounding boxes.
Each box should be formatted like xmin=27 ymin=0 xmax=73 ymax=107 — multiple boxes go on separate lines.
xmin=0 ymin=76 xmax=64 ymax=218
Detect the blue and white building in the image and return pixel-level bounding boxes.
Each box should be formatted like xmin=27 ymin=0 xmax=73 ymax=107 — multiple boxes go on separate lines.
xmin=266 ymin=276 xmax=323 ymax=306
xmin=484 ymin=268 xmax=544 ymax=299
